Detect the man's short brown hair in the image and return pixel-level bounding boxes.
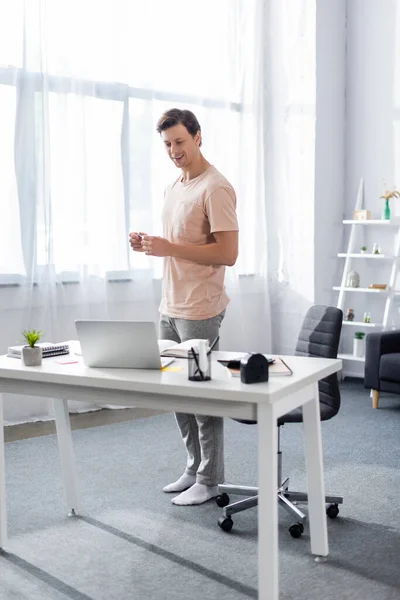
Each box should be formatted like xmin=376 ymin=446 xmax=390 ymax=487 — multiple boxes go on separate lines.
xmin=156 ymin=108 xmax=202 ymax=146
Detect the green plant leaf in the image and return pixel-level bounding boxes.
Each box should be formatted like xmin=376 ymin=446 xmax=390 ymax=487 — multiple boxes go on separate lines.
xmin=22 ymin=328 xmax=42 ymax=348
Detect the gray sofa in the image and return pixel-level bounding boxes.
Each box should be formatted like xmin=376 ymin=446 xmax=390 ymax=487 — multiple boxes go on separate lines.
xmin=364 ymin=330 xmax=400 ymax=408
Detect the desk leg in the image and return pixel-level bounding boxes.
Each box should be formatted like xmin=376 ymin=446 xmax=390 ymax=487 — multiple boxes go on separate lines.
xmin=0 ymin=394 xmax=7 ymax=549
xmin=257 ymin=403 xmax=278 ymax=600
xmin=303 ymin=383 xmax=328 ymax=558
xmin=53 ymin=399 xmax=79 ymax=515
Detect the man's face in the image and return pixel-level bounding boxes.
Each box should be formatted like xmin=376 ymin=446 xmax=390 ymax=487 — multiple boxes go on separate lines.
xmin=161 ymin=123 xmax=200 ymax=169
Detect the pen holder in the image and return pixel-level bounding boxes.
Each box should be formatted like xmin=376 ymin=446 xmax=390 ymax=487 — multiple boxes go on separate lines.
xmin=188 ymin=349 xmax=211 ymax=381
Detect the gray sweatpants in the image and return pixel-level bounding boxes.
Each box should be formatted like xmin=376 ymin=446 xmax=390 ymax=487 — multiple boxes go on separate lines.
xmin=159 ymin=311 xmax=225 ymax=486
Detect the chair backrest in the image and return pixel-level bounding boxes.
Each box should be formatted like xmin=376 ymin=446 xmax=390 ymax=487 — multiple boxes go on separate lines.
xmin=294 ymin=304 xmax=343 ymax=420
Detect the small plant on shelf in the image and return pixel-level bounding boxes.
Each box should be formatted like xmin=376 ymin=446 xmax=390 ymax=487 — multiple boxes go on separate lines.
xmin=354 ymin=331 xmax=365 ymax=340
xmin=22 ymin=328 xmax=42 ymax=347
xmin=360 ymin=246 xmax=367 ymax=254
xmin=380 ymin=187 xmax=400 ymax=220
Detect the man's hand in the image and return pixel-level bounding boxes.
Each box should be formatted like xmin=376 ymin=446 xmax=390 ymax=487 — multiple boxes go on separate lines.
xmin=129 ymin=232 xmax=146 ymax=252
xmin=141 ymin=235 xmax=172 ymax=257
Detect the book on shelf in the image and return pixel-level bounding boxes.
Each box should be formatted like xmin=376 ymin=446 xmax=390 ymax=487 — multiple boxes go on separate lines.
xmin=368 ymin=283 xmax=387 ymax=289
xmin=7 ymin=342 xmax=70 ymax=358
xmin=158 ymin=339 xmax=209 ymax=358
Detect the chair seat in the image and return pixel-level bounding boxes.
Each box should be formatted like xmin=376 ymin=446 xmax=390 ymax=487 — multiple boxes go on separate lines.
xmin=380 ymin=353 xmax=400 ymax=383
xmin=278 ymin=401 xmax=337 ymax=425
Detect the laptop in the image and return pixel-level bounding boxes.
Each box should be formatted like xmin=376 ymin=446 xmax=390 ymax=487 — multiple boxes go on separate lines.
xmin=75 ymin=320 xmax=174 ymax=369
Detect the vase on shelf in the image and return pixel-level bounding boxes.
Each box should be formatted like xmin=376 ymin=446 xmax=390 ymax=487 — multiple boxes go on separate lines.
xmin=353 ymin=332 xmax=366 ymax=357
xmin=353 ymin=338 xmax=365 ymax=357
xmin=382 ymin=199 xmax=391 ymax=220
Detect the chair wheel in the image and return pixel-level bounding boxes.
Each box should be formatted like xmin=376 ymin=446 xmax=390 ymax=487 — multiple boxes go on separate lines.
xmin=326 ymin=503 xmax=339 ymax=519
xmin=218 ymin=516 xmax=234 ymax=532
xmin=288 ymin=522 xmax=304 ymax=538
xmin=215 ymin=493 xmax=230 ymax=508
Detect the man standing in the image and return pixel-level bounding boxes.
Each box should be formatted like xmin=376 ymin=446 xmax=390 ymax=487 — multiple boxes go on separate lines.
xmin=129 ymin=108 xmax=238 ymax=505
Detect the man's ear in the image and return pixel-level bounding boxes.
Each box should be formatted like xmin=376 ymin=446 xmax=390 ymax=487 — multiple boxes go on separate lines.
xmin=194 ymin=131 xmax=201 ymax=147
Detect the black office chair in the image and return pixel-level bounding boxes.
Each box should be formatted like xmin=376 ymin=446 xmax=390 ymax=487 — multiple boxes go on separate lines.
xmin=216 ymin=305 xmax=344 ymax=538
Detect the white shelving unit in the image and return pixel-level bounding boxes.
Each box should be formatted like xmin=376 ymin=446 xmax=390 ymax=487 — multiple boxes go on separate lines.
xmin=334 ymin=179 xmax=400 ymax=375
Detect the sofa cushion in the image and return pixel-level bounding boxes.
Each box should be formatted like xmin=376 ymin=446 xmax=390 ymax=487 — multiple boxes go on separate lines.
xmin=380 ymin=353 xmax=400 ymax=382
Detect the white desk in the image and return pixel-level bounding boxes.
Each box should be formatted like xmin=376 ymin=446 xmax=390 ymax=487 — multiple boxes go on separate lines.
xmin=0 ymin=351 xmax=341 ymax=600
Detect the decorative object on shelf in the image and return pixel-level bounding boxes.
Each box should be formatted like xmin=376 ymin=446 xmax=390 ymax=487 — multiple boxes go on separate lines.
xmin=353 ymin=209 xmax=371 ymax=220
xmin=368 ymin=283 xmax=387 ymax=289
xmin=21 ymin=328 xmax=43 ymax=366
xmin=345 ymin=308 xmax=355 ymax=321
xmin=372 ymin=243 xmax=381 ymax=254
xmin=362 ymin=312 xmax=371 ymax=323
xmin=380 ymin=187 xmax=400 ymax=220
xmin=360 ymin=246 xmax=367 ymax=254
xmin=353 ymin=331 xmax=366 ymax=357
xmin=346 ymin=270 xmax=360 ymax=288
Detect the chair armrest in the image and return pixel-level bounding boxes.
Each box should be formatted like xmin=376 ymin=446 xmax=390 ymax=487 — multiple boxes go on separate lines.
xmin=364 ymin=330 xmax=400 ymax=390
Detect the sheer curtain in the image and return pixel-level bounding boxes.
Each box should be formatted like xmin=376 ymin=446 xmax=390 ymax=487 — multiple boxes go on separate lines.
xmin=0 ymin=0 xmax=273 ymax=423
xmin=264 ymin=0 xmax=317 ymax=353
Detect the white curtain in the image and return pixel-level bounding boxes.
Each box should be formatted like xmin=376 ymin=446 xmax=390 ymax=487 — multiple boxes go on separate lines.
xmin=264 ymin=0 xmax=317 ymax=353
xmin=0 ymin=0 xmax=316 ymax=424
xmin=0 ymin=0 xmax=269 ymax=423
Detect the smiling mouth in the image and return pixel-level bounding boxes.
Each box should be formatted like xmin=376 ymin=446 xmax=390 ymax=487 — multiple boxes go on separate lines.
xmin=173 ymin=155 xmax=184 ymax=161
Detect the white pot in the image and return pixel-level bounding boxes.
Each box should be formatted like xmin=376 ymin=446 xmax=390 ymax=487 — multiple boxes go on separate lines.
xmin=22 ymin=346 xmax=42 ymax=366
xmin=353 ymin=338 xmax=365 ymax=358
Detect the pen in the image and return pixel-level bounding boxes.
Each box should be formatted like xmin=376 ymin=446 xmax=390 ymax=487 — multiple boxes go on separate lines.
xmin=190 ymin=346 xmax=204 ymax=380
xmin=207 ymin=335 xmax=220 ymax=355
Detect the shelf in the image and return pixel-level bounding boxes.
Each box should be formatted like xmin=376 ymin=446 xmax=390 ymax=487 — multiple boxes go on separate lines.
xmin=338 ymin=353 xmax=365 ymax=362
xmin=343 ymin=218 xmax=400 ymax=225
xmin=342 ymin=321 xmax=382 ymax=327
xmin=333 ymin=287 xmax=388 ymax=293
xmin=337 ymin=253 xmax=393 ymax=259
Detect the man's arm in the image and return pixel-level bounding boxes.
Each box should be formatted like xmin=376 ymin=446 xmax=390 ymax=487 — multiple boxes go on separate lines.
xmin=139 ymin=231 xmax=238 ymax=266
xmin=172 ymin=231 xmax=238 ymax=266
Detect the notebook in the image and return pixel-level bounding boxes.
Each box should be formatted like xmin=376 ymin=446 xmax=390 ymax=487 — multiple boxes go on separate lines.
xmin=218 ymin=357 xmax=292 ymax=377
xmin=7 ymin=342 xmax=70 ymax=358
xmin=159 ymin=339 xmax=209 ymax=358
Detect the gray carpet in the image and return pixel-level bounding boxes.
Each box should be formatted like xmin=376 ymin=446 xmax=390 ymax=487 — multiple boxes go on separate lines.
xmin=1 ymin=379 xmax=400 ymax=600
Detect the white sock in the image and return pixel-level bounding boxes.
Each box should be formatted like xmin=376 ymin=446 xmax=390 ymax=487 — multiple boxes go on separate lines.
xmin=171 ymin=482 xmax=218 ymax=506
xmin=163 ymin=473 xmax=196 ymax=493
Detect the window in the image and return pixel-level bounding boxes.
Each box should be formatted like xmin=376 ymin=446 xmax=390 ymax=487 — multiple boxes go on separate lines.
xmin=0 ymin=1 xmax=266 ymax=282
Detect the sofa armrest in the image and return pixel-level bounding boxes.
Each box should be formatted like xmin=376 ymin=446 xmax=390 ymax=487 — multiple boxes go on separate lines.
xmin=364 ymin=330 xmax=400 ymax=390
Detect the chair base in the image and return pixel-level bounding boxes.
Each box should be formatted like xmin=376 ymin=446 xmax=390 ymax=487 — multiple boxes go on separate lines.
xmin=218 ymin=478 xmax=343 ymax=528
xmin=218 ymin=433 xmax=344 ymax=535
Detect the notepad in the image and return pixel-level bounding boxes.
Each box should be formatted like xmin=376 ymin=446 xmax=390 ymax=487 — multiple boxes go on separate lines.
xmin=7 ymin=342 xmax=70 ymax=358
xmin=218 ymin=357 xmax=292 ymax=377
xmin=158 ymin=339 xmax=208 ymax=358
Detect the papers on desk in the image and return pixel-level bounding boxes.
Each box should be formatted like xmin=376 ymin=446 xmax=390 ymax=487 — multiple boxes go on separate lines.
xmin=7 ymin=342 xmax=70 ymax=358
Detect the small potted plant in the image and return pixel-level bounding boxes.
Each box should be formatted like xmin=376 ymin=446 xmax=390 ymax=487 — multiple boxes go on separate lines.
xmin=21 ymin=329 xmax=43 ymax=366
xmin=380 ymin=187 xmax=400 ymax=220
xmin=360 ymin=246 xmax=367 ymax=254
xmin=353 ymin=331 xmax=366 ymax=358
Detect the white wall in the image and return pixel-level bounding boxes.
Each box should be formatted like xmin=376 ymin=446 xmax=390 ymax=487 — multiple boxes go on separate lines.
xmin=315 ymin=0 xmax=347 ymax=306
xmin=346 ymin=0 xmax=398 ymax=211
xmin=343 ymin=0 xmax=400 ymax=376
